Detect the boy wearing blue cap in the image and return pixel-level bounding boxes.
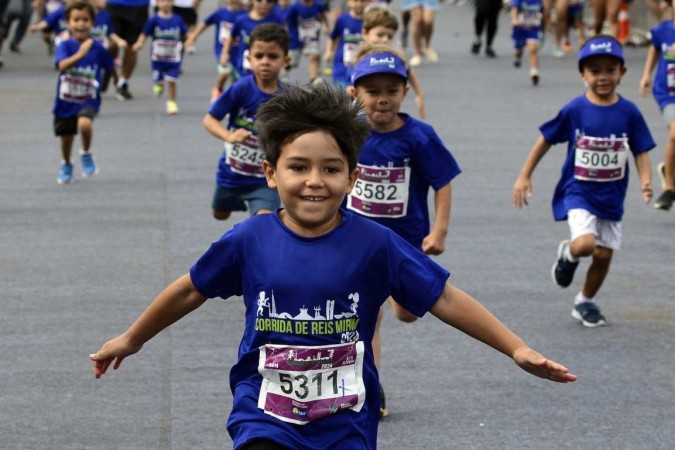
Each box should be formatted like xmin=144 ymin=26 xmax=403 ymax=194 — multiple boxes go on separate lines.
xmin=346 ymin=44 xmax=461 ymax=416
xmin=91 ymin=82 xmax=576 ymax=450
xmin=513 ymin=36 xmax=655 ymax=328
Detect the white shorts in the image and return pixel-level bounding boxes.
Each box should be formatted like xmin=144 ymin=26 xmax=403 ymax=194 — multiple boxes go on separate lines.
xmin=567 ymin=208 xmax=622 ymax=250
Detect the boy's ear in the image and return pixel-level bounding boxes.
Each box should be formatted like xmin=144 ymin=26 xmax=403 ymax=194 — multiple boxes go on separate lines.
xmin=346 ymin=85 xmax=358 ymax=98
xmin=263 ymin=160 xmax=278 ymax=189
xmin=345 ymin=167 xmax=359 ymax=195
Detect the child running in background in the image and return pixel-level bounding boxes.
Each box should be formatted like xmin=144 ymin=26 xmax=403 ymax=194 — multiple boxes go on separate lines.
xmin=184 ymin=0 xmax=246 ymax=100
xmin=220 ymin=0 xmax=284 ymax=78
xmin=90 ymin=81 xmax=576 ymax=450
xmin=513 ymin=36 xmax=654 ymax=328
xmin=29 ymin=3 xmax=69 ymax=50
xmin=202 ymin=24 xmax=289 ymax=221
xmin=511 ymin=0 xmax=542 ymax=85
xmin=52 ymin=0 xmax=116 ymax=184
xmin=360 ymin=5 xmax=426 ymax=118
xmin=132 ymin=0 xmax=187 ymax=115
xmin=32 ymin=0 xmax=66 ymax=54
xmin=286 ymin=0 xmax=329 ymax=83
xmin=324 ymin=0 xmax=368 ymax=88
xmin=639 ymin=2 xmax=675 ymax=210
xmin=90 ymin=0 xmax=128 ymax=92
xmin=563 ymin=0 xmax=586 ymax=53
xmin=346 ymin=45 xmax=461 ymax=416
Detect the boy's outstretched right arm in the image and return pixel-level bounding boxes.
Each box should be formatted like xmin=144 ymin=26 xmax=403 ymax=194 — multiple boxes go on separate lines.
xmin=430 ymin=284 xmax=576 ymax=383
xmin=89 ymin=274 xmax=207 ymax=379
xmin=639 ymin=45 xmax=658 ymax=96
xmin=203 ymin=113 xmax=251 ymax=143
xmin=512 ymin=136 xmax=551 ymax=208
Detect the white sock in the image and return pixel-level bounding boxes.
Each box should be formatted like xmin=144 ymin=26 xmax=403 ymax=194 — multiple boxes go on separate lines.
xmin=575 ymin=292 xmax=593 ymax=305
xmin=564 ymin=245 xmax=578 ymax=262
xmin=117 ymin=77 xmax=127 ymax=87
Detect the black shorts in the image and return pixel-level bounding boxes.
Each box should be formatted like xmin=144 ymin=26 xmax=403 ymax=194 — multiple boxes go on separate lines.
xmin=173 ymin=6 xmax=197 ymax=27
xmin=107 ymin=4 xmax=149 ymax=45
xmin=53 ymin=107 xmax=96 ymax=136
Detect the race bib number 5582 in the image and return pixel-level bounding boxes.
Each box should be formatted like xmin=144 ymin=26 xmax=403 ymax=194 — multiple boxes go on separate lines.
xmin=257 ymin=342 xmax=365 ymax=425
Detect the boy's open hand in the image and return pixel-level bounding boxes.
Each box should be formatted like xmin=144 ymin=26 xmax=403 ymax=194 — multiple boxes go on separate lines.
xmin=641 ymin=181 xmax=653 ymax=204
xmin=512 ymin=346 xmax=576 ymax=383
xmin=639 ymin=76 xmax=651 ymax=96
xmin=512 ymin=175 xmax=532 ymax=208
xmin=89 ymin=334 xmax=143 ymax=379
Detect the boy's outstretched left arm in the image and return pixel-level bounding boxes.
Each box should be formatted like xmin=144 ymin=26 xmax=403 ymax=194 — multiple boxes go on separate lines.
xmin=430 ymin=283 xmax=576 ymax=383
xmin=422 ymin=183 xmax=450 ymax=255
xmin=634 ymin=151 xmax=653 ymax=203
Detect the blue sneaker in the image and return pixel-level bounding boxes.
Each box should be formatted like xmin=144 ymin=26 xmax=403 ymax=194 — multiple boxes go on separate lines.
xmin=57 ymin=162 xmax=73 ymax=184
xmin=572 ymin=302 xmax=607 ymax=328
xmin=551 ymin=240 xmax=579 ymax=287
xmin=80 ymin=152 xmax=99 ymax=177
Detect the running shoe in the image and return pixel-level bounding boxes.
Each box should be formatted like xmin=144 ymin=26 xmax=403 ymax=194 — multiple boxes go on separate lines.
xmin=551 ymin=240 xmax=578 ymax=288
xmin=471 ymin=40 xmax=481 ymax=55
xmin=57 ymin=162 xmax=73 ymax=185
xmin=80 ymin=152 xmax=99 ymax=177
xmin=657 ymin=161 xmax=667 ymax=190
xmin=153 ymin=84 xmax=164 ymax=96
xmin=654 ymin=190 xmax=675 ymax=211
xmin=166 ymin=100 xmax=179 ymax=115
xmin=513 ymin=58 xmax=521 ymax=68
xmin=409 ymin=54 xmax=422 ymax=67
xmin=379 ymin=384 xmax=389 ymax=418
xmin=424 ymin=48 xmax=439 ymax=63
xmin=572 ymin=302 xmax=607 ymax=328
xmin=553 ymin=47 xmax=564 ymax=58
xmin=116 ymin=82 xmax=133 ymax=101
xmin=562 ymin=39 xmax=573 ymax=53
xmin=485 ymin=47 xmax=496 ymax=58
xmin=530 ymin=68 xmax=539 ymax=86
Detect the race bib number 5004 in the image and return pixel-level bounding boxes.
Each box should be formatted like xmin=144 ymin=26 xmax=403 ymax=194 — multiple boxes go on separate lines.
xmin=574 ymin=136 xmax=628 ymax=182
xmin=257 ymin=342 xmax=365 ymax=425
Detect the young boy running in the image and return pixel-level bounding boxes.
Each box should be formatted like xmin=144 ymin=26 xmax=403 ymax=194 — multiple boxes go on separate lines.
xmin=184 ymin=0 xmax=246 ymax=101
xmin=324 ymin=0 xmax=368 ymax=88
xmin=639 ymin=2 xmax=675 ymax=210
xmin=90 ymin=81 xmax=576 ymax=450
xmin=286 ymin=0 xmax=329 ymax=83
xmin=513 ymin=36 xmax=655 ymax=328
xmin=52 ymin=0 xmax=116 ymax=184
xmin=202 ymin=23 xmax=289 ymax=221
xmin=132 ymin=0 xmax=188 ymax=115
xmin=510 ymin=0 xmax=542 ymax=85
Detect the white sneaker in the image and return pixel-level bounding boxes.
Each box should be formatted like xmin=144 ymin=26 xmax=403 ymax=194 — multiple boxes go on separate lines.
xmin=409 ymin=54 xmax=422 ymax=67
xmin=553 ymin=47 xmax=564 ymax=58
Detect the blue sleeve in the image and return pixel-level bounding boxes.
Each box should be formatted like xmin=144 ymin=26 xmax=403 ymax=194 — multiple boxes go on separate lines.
xmin=204 ymin=10 xmax=218 ymax=26
xmin=386 ymin=230 xmax=449 ymax=318
xmin=651 ymin=24 xmax=662 ymax=50
xmin=539 ymin=107 xmax=571 ymax=145
xmin=628 ymin=105 xmax=656 ymax=154
xmin=190 ymin=228 xmax=243 ymax=299
xmin=414 ymin=128 xmax=462 ymax=190
xmin=208 ymin=80 xmax=241 ymax=120
xmin=142 ymin=16 xmax=155 ymax=36
xmin=54 ymin=40 xmax=71 ymax=68
xmin=330 ymin=16 xmax=343 ymax=40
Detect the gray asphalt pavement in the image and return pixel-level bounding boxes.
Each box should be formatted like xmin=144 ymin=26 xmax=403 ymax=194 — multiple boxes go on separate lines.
xmin=1 ymin=3 xmax=674 ymax=449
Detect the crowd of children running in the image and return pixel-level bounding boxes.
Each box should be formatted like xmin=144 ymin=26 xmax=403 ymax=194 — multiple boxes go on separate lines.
xmin=2 ymin=0 xmax=675 ymax=447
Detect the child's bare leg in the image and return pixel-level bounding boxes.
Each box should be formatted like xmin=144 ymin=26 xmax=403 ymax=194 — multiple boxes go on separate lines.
xmin=167 ymin=80 xmax=176 ymax=102
xmin=121 ymin=48 xmax=137 ymax=80
xmin=410 ymin=7 xmax=423 ymax=57
xmin=60 ymin=134 xmax=75 ymax=163
xmin=216 ymin=70 xmax=229 ymax=92
xmin=527 ymin=41 xmax=539 ymax=71
xmin=581 ymin=246 xmax=613 ymax=299
xmin=664 ymin=122 xmax=675 ymax=192
xmin=569 ymin=233 xmax=596 ymax=259
xmin=388 ymin=297 xmax=418 ymax=323
xmin=372 ymin=307 xmax=384 ymax=370
xmin=77 ymin=116 xmax=93 ymax=152
xmin=577 ymin=19 xmax=586 ymax=45
xmin=422 ymin=9 xmax=434 ymax=51
xmin=308 ymin=54 xmax=320 ymax=80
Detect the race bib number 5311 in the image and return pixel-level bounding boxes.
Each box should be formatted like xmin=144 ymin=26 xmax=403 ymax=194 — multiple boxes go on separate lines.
xmin=257 ymin=342 xmax=366 ymax=425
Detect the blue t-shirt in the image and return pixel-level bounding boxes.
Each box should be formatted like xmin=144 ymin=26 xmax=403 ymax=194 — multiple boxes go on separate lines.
xmin=230 ymin=13 xmax=285 ymax=73
xmin=347 ymin=114 xmax=461 ymax=248
xmin=329 ymin=13 xmax=362 ymax=84
xmin=90 ymin=10 xmax=115 ymax=46
xmin=189 ymin=209 xmax=449 ymax=450
xmin=142 ymin=14 xmax=188 ymax=65
xmin=287 ymin=1 xmax=325 ymax=50
xmin=45 ymin=7 xmax=66 ymax=33
xmin=512 ymin=0 xmax=543 ymax=30
xmin=208 ymin=75 xmax=282 ymax=188
xmin=540 ymin=95 xmax=655 ymax=222
xmin=53 ymin=39 xmax=114 ymax=117
xmin=649 ymin=20 xmax=675 ymax=110
xmin=204 ymin=7 xmax=246 ymax=61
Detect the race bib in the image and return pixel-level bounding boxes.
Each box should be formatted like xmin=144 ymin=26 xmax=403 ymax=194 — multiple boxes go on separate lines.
xmin=299 ymin=20 xmax=321 ymax=44
xmin=45 ymin=0 xmax=62 ymax=13
xmin=59 ymin=73 xmax=97 ymax=103
xmin=519 ymin=11 xmax=542 ymax=28
xmin=347 ymin=164 xmax=410 ymax=218
xmin=242 ymin=49 xmax=251 ymax=71
xmin=258 ymin=342 xmax=366 ymax=425
xmin=219 ymin=22 xmax=233 ymax=44
xmin=224 ymin=134 xmax=265 ymax=177
xmin=343 ymin=42 xmax=357 ymax=65
xmin=151 ymin=39 xmax=182 ymax=63
xmin=667 ymin=63 xmax=675 ymax=96
xmin=574 ymin=136 xmax=628 ymax=182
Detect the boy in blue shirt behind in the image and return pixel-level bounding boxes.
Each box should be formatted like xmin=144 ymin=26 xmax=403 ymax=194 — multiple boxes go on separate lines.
xmin=513 ymin=36 xmax=654 ymax=328
xmin=286 ymin=0 xmax=329 ymax=82
xmin=91 ymin=81 xmax=575 ymax=450
xmin=202 ymin=24 xmax=290 ymax=221
xmin=510 ymin=0 xmax=542 ymax=85
xmin=52 ymin=0 xmax=115 ymax=184
xmin=323 ymin=0 xmax=368 ymax=88
xmin=132 ymin=0 xmax=187 ymax=115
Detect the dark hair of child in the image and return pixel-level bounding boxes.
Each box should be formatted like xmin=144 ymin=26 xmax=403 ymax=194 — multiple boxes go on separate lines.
xmin=66 ymin=0 xmax=96 ymax=21
xmin=249 ymin=23 xmax=291 ymax=55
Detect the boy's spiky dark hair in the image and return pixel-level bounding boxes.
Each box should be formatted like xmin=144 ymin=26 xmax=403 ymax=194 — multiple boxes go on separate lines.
xmin=250 ymin=23 xmax=290 ymax=54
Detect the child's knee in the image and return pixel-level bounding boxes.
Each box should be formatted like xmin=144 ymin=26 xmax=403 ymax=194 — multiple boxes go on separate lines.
xmin=78 ymin=116 xmax=92 ymax=133
xmin=571 ymin=234 xmax=596 ymax=257
xmin=212 ymin=209 xmax=231 ymax=220
xmin=593 ymin=246 xmax=613 ymax=264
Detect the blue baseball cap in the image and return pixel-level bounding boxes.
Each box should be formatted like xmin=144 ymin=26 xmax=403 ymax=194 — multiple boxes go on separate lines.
xmin=351 ymin=51 xmax=408 ymax=86
xmin=578 ymin=36 xmax=624 ymax=72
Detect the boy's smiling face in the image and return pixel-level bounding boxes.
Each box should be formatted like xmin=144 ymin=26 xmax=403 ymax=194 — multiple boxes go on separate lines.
xmin=263 ymin=131 xmax=358 ymax=237
xmin=349 ymin=73 xmax=408 ymax=132
xmin=67 ymin=8 xmax=93 ymax=41
xmin=580 ymin=55 xmax=626 ymax=104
